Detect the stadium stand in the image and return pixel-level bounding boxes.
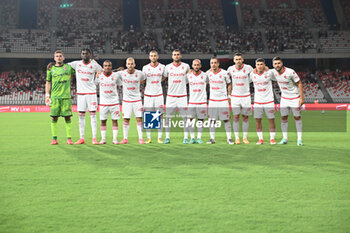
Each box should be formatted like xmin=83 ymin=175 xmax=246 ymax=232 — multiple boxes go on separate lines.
xmin=320 ymin=71 xmax=350 ymax=102
xmin=319 ymin=31 xmax=350 ymax=53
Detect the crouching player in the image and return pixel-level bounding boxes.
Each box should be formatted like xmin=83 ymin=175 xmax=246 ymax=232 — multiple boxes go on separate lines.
xmin=45 ymin=50 xmax=75 ymax=145
xmin=95 ymin=60 xmax=121 ymax=144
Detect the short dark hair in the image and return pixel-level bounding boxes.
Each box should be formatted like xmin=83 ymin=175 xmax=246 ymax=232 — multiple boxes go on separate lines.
xmin=210 ymin=57 xmax=219 ymax=63
xmin=272 ymin=56 xmax=283 ymax=62
xmin=233 ymin=52 xmax=243 ymax=58
xmin=81 ymin=48 xmax=91 ymax=54
xmin=255 ymin=58 xmax=265 ymax=63
xmin=172 ymin=49 xmax=181 ymax=54
xmin=103 ymin=60 xmax=112 ymax=65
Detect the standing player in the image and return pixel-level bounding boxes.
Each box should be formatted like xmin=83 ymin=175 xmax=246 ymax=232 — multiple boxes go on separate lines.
xmin=187 ymin=59 xmax=208 ymax=144
xmin=163 ymin=49 xmax=190 ymax=144
xmin=227 ymin=53 xmax=254 ymax=144
xmin=67 ymin=48 xmax=103 ymax=145
xmin=142 ymin=50 xmax=166 ymax=144
xmin=250 ymin=58 xmax=276 ymax=145
xmin=206 ymin=57 xmax=234 ymax=144
xmin=117 ymin=57 xmax=146 ymax=144
xmin=95 ymin=60 xmax=121 ymax=145
xmin=45 ymin=50 xmax=75 ymax=145
xmin=270 ymin=57 xmax=304 ymax=146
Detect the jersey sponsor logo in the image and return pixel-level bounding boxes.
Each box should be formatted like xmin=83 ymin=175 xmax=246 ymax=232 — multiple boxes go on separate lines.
xmin=127 ymin=87 xmax=136 ymax=90
xmin=104 ymin=91 xmax=113 ymax=93
xmin=192 ymin=89 xmax=202 ymax=92
xmin=173 ymin=80 xmax=182 ymax=83
xmin=101 ymin=83 xmax=115 ymax=87
xmin=233 ymin=75 xmax=247 ymax=80
xmin=92 ymin=102 xmax=97 ymax=106
xmin=124 ymin=79 xmax=138 ymax=84
xmin=151 ymin=81 xmax=160 ymax=84
xmin=81 ymin=78 xmax=90 ymax=81
xmin=254 ymin=81 xmax=269 ymax=85
xmin=57 ymin=80 xmax=68 ymax=84
xmin=147 ymin=73 xmax=162 ymax=77
xmin=281 ymin=87 xmax=288 ymax=90
xmin=169 ymin=72 xmax=185 ymax=77
xmin=258 ymin=88 xmax=267 ymax=92
xmin=77 ymin=70 xmax=93 ymax=75
xmin=278 ymin=81 xmax=289 ymax=84
xmin=236 ymin=83 xmax=244 ymax=86
xmin=210 ymin=80 xmax=223 ymax=84
xmin=190 ymin=81 xmax=205 ymax=85
xmin=211 ymin=87 xmax=220 ymax=90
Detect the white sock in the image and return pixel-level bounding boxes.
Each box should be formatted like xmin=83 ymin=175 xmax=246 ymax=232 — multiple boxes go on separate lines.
xmin=165 ymin=118 xmax=171 ymax=139
xmin=209 ymin=122 xmax=215 ymax=139
xmin=243 ymin=118 xmax=249 ymax=139
xmin=146 ymin=129 xmax=151 ymax=139
xmin=281 ymin=120 xmax=288 ymax=139
xmin=189 ymin=119 xmax=195 ymax=139
xmin=112 ymin=126 xmax=118 ymax=141
xmin=90 ymin=113 xmax=97 ymax=139
xmin=100 ymin=125 xmax=106 ymax=141
xmin=78 ymin=112 xmax=85 ymax=139
xmin=296 ymin=119 xmax=302 ymax=140
xmin=224 ymin=121 xmax=232 ymax=140
xmin=257 ymin=130 xmax=263 ymax=140
xmin=233 ymin=118 xmax=239 ymax=139
xmin=197 ymin=123 xmax=203 ymax=139
xmin=270 ymin=128 xmax=275 ymax=140
xmin=137 ymin=122 xmax=143 ymax=139
xmin=123 ymin=122 xmax=130 ymax=139
xmin=183 ymin=117 xmax=188 ymax=139
xmin=158 ymin=127 xmax=163 ymax=139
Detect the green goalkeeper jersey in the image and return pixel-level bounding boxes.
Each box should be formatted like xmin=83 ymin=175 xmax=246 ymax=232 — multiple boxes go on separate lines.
xmin=47 ymin=64 xmax=75 ymax=99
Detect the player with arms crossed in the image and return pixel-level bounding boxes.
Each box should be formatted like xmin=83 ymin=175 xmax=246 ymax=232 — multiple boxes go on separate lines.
xmin=66 ymin=48 xmax=103 ymax=145
xmin=95 ymin=60 xmax=121 ymax=145
xmin=227 ymin=53 xmax=254 ymax=144
xmin=142 ymin=50 xmax=166 ymax=144
xmin=117 ymin=57 xmax=146 ymax=144
xmin=45 ymin=50 xmax=75 ymax=145
xmin=187 ymin=59 xmax=208 ymax=144
xmin=271 ymin=57 xmax=304 ymax=146
xmin=163 ymin=49 xmax=190 ymax=144
xmin=250 ymin=58 xmax=276 ymax=145
xmin=206 ymin=57 xmax=234 ymax=144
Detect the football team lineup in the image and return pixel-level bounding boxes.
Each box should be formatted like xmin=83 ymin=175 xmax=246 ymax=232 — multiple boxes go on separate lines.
xmin=46 ymin=48 xmax=305 ymax=146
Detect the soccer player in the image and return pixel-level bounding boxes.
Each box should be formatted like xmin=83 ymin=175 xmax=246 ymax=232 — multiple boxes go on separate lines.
xmin=117 ymin=57 xmax=146 ymax=144
xmin=45 ymin=50 xmax=75 ymax=145
xmin=95 ymin=60 xmax=121 ymax=145
xmin=163 ymin=49 xmax=190 ymax=144
xmin=227 ymin=53 xmax=254 ymax=144
xmin=250 ymin=58 xmax=276 ymax=145
xmin=142 ymin=50 xmax=166 ymax=144
xmin=206 ymin=57 xmax=234 ymax=144
xmin=270 ymin=56 xmax=304 ymax=146
xmin=67 ymin=48 xmax=103 ymax=145
xmin=187 ymin=59 xmax=208 ymax=144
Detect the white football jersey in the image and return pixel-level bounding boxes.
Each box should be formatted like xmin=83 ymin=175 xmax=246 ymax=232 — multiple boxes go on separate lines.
xmin=95 ymin=72 xmax=121 ymax=105
xmin=142 ymin=62 xmax=166 ymax=96
xmin=187 ymin=71 xmax=208 ymax=104
xmin=250 ymin=70 xmax=275 ymax=104
xmin=207 ymin=69 xmax=231 ymax=100
xmin=227 ymin=64 xmax=253 ymax=97
xmin=270 ymin=67 xmax=300 ymax=99
xmin=68 ymin=60 xmax=103 ymax=94
xmin=164 ymin=62 xmax=190 ymax=96
xmin=117 ymin=69 xmax=145 ymax=102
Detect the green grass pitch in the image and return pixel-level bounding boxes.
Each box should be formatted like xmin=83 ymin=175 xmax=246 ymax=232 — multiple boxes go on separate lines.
xmin=1 ymin=111 xmax=350 ymax=233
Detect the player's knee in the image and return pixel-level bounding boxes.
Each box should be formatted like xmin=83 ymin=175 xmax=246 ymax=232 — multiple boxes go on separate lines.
xmin=90 ymin=111 xmax=96 ymax=116
xmin=51 ymin=117 xmax=58 ymax=122
xmin=64 ymin=116 xmax=71 ymax=122
xmin=294 ymin=116 xmax=301 ymax=121
xmin=281 ymin=116 xmax=288 ymax=121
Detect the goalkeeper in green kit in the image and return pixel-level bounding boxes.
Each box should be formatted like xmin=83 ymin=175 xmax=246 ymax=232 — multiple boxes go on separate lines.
xmin=45 ymin=50 xmax=75 ymax=145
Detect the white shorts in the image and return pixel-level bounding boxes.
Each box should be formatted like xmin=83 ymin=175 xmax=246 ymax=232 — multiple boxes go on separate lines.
xmin=77 ymin=94 xmax=98 ymax=112
xmin=230 ymin=96 xmax=252 ymax=116
xmin=166 ymin=96 xmax=188 ymax=118
xmin=254 ymin=102 xmax=275 ymax=119
xmin=122 ymin=100 xmax=143 ymax=119
xmin=208 ymin=100 xmax=230 ymax=121
xmin=280 ymin=97 xmax=301 ymax=117
xmin=99 ymin=104 xmax=121 ymax=120
xmin=188 ymin=103 xmax=207 ymax=119
xmin=144 ymin=95 xmax=164 ymax=112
